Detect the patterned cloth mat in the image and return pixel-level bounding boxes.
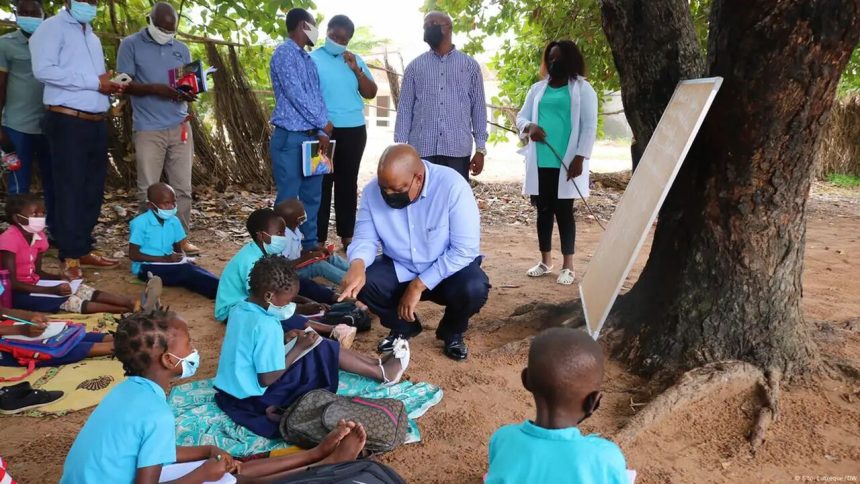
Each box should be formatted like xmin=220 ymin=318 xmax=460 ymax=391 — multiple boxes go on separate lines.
xmin=170 ymin=372 xmax=444 ymax=457
xmin=0 ymin=314 xmax=121 ymax=416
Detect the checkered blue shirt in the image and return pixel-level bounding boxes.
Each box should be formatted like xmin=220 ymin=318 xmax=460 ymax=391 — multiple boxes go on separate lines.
xmin=394 ymin=48 xmax=488 ymax=158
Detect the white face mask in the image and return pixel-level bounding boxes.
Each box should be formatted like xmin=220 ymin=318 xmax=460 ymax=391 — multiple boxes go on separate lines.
xmin=303 ymin=21 xmax=319 ymax=46
xmin=147 ymin=17 xmax=175 ymax=45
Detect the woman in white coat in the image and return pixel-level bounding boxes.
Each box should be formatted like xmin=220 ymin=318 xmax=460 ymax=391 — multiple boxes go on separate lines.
xmin=516 ymin=40 xmax=597 ymax=285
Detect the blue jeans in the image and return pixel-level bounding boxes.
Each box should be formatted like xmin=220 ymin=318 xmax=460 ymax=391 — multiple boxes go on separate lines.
xmin=270 ymin=128 xmax=323 ymax=249
xmin=297 ymin=254 xmax=349 ymax=284
xmin=138 ymin=263 xmax=219 ymax=300
xmin=2 ymin=127 xmax=56 ymax=235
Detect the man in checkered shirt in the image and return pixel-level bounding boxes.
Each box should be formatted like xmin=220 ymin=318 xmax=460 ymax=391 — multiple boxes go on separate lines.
xmin=394 ymin=11 xmax=489 ymax=181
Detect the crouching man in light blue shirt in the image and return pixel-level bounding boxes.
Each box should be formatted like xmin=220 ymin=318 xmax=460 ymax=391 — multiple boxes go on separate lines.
xmin=340 ymin=143 xmax=490 ymax=361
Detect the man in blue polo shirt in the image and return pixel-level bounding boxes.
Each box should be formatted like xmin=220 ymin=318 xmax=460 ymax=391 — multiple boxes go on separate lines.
xmin=270 ymin=8 xmax=331 ymax=251
xmin=118 ymin=2 xmax=201 ymax=256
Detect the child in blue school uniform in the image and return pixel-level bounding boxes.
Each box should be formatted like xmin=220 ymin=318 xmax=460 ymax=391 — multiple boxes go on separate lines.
xmin=214 ymin=255 xmax=410 ymax=438
xmin=274 ymin=199 xmax=350 ymax=285
xmin=485 ymin=327 xmax=628 ymax=484
xmin=128 ymin=183 xmax=219 ymax=299
xmin=60 ymin=309 xmax=371 ymax=484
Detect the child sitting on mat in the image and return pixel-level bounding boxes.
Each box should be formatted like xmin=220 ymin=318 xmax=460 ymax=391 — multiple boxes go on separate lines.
xmin=275 ymin=199 xmax=349 ymax=285
xmin=485 ymin=327 xmax=627 ymax=484
xmin=214 ymin=255 xmax=410 ymax=439
xmin=61 ymin=309 xmax=369 ymax=484
xmin=0 ymin=195 xmax=139 ymax=314
xmin=128 ymin=183 xmax=219 ymax=300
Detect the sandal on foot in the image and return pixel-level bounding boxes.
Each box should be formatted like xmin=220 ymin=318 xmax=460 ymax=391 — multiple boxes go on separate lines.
xmin=330 ymin=324 xmax=357 ymax=349
xmin=557 ymin=268 xmax=576 ymax=285
xmin=526 ymin=262 xmax=553 ymax=277
xmin=379 ymin=338 xmax=410 ymax=387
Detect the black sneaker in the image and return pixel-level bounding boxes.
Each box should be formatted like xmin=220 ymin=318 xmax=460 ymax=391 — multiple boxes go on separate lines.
xmin=377 ymin=321 xmax=423 ymax=353
xmin=0 ymin=388 xmax=64 ymax=415
xmin=0 ymin=382 xmax=32 ymax=399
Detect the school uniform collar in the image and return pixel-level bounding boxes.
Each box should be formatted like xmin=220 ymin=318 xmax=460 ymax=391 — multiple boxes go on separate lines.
xmin=13 ymin=224 xmax=42 ymax=246
xmin=520 ymin=420 xmax=584 ymax=441
xmin=127 ymin=375 xmax=168 ymax=400
xmin=144 ymin=210 xmax=165 ymax=226
xmin=286 ymin=227 xmax=303 ymax=241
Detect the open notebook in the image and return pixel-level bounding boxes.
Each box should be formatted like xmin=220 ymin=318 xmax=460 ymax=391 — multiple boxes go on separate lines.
xmin=159 ymin=460 xmax=236 ymax=483
xmin=284 ymin=327 xmax=323 ymax=367
xmin=2 ymin=321 xmax=67 ymax=341
xmin=31 ymin=279 xmax=83 ymax=298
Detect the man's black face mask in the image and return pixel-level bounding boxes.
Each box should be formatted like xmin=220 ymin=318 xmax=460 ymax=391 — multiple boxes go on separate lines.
xmin=423 ymin=24 xmax=444 ymax=48
xmin=381 ymin=175 xmax=417 ymax=209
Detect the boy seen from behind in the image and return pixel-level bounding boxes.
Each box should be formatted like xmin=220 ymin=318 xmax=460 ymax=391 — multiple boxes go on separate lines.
xmin=486 ymin=327 xmax=627 ymax=484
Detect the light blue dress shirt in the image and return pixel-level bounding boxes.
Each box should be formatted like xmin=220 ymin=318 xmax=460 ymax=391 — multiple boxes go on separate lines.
xmin=486 ymin=421 xmax=628 ymax=484
xmin=214 ymin=300 xmax=287 ymax=399
xmin=214 ymin=242 xmax=264 ymax=321
xmin=60 ymin=377 xmax=176 ymax=484
xmin=29 ymin=9 xmax=110 ymax=114
xmin=310 ymin=45 xmax=371 ymax=128
xmin=128 ymin=210 xmax=187 ymax=275
xmin=270 ymin=39 xmax=327 ymax=133
xmin=347 ymin=160 xmax=481 ymax=290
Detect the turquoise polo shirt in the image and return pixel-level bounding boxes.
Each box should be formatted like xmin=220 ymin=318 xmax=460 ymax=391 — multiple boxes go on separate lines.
xmin=61 ymin=377 xmax=176 ymax=484
xmin=129 ymin=210 xmax=187 ymax=275
xmin=486 ymin=421 xmax=628 ymax=484
xmin=214 ymin=242 xmax=264 ymax=321
xmin=214 ymin=300 xmax=286 ymax=399
xmin=117 ymin=29 xmax=191 ymax=131
xmin=310 ymin=44 xmax=371 ymax=128
xmin=0 ymin=30 xmax=45 ymax=134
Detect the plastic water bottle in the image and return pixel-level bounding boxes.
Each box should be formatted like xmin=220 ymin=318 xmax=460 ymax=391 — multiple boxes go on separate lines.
xmin=0 ymin=270 xmax=12 ymax=309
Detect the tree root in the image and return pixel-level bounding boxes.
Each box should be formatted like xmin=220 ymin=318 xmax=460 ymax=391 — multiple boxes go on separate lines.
xmin=749 ymin=368 xmax=781 ymax=452
xmin=614 ymin=361 xmax=765 ymax=446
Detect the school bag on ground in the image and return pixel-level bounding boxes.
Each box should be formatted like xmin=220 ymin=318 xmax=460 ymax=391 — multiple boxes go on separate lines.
xmin=321 ymin=302 xmax=371 ymax=332
xmin=275 ymin=460 xmax=406 ymax=484
xmin=279 ymin=389 xmax=409 ymax=454
xmin=0 ymin=322 xmax=86 ymax=382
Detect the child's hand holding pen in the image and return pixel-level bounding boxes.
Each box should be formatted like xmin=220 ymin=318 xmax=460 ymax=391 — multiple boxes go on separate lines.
xmin=163 ymin=252 xmax=184 ymax=263
xmin=54 ymin=283 xmax=72 ymax=297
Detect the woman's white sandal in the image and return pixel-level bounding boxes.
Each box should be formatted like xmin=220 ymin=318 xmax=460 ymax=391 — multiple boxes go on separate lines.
xmin=557 ymin=268 xmax=576 ymax=285
xmin=378 ymin=338 xmax=410 ymax=387
xmin=526 ymin=262 xmax=553 ymax=277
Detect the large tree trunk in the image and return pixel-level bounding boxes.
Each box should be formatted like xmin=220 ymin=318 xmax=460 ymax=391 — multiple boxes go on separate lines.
xmin=601 ymin=0 xmax=860 ymax=376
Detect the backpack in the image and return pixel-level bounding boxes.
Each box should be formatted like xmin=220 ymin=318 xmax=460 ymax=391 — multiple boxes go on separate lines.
xmin=321 ymin=302 xmax=371 ymax=332
xmin=280 ymin=389 xmax=409 ymax=454
xmin=272 ymin=460 xmax=406 ymax=484
xmin=0 ymin=322 xmax=86 ymax=382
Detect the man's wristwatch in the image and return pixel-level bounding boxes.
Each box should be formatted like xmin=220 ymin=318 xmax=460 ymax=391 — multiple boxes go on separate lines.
xmin=475 ymin=148 xmax=487 ymax=155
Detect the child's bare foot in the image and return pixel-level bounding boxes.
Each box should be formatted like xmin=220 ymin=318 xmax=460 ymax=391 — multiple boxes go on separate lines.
xmin=320 ymin=423 xmax=366 ymax=464
xmin=314 ymin=419 xmax=355 ymax=458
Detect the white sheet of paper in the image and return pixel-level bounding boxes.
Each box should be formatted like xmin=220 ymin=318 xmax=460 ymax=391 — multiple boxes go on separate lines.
xmin=146 ymin=256 xmax=196 ymax=266
xmin=628 ymin=469 xmax=637 ymax=484
xmin=31 ymin=279 xmax=83 ymax=298
xmin=159 ymin=461 xmax=236 ymax=484
xmin=284 ymin=327 xmax=322 ymax=366
xmin=2 ymin=321 xmax=67 ymax=341
xmin=579 ymin=77 xmax=723 ymax=339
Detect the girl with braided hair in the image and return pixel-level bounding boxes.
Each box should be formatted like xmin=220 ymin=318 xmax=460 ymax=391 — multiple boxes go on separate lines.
xmin=214 ymin=254 xmax=411 ymax=438
xmin=61 ymin=308 xmax=370 ymax=483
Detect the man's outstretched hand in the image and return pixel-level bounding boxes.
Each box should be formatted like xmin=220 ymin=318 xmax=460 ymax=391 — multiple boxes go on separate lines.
xmin=338 ymin=260 xmax=366 ymax=301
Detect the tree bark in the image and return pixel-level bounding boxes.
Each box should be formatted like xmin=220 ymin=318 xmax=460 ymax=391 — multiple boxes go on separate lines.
xmin=601 ymin=0 xmax=860 ymax=376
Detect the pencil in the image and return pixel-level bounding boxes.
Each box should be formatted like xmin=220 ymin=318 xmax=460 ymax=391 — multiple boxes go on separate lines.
xmin=2 ymin=314 xmax=40 ymax=326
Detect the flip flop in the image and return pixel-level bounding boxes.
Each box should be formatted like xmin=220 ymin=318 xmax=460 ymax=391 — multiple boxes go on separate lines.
xmin=557 ymin=268 xmax=576 ymax=285
xmin=379 ymin=338 xmax=410 ymax=387
xmin=526 ymin=262 xmax=553 ymax=277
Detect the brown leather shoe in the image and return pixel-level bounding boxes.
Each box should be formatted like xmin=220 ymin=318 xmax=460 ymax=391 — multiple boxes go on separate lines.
xmin=80 ymin=252 xmax=119 ymax=267
xmin=180 ymin=240 xmax=201 ymax=256
xmin=63 ymin=259 xmax=83 ymax=280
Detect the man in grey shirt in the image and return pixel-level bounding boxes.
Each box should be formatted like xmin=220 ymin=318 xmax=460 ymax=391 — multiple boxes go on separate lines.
xmin=118 ymin=2 xmax=200 ymax=255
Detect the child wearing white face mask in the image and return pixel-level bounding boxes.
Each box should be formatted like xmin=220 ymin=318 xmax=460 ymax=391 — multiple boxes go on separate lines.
xmin=0 ymin=194 xmax=140 ymax=314
xmin=214 ymin=255 xmax=410 ymax=439
xmin=275 ymin=198 xmax=350 ymax=284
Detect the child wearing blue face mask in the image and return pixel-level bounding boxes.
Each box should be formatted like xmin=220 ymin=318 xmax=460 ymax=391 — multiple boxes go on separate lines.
xmin=214 ymin=255 xmax=410 ymax=438
xmin=128 ymin=183 xmax=220 ymax=299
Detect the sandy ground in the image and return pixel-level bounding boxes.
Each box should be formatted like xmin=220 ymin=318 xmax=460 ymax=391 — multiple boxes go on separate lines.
xmin=0 ymin=183 xmax=858 ymax=483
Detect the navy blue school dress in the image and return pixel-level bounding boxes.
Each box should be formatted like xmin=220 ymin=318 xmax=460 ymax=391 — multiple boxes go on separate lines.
xmin=213 ymin=299 xmax=340 ymax=438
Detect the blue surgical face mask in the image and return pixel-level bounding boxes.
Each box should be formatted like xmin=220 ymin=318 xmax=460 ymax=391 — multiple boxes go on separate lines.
xmin=323 ymin=38 xmax=347 ymax=56
xmin=264 ymin=234 xmax=289 ymax=255
xmin=69 ymin=1 xmax=98 ymax=24
xmin=16 ymin=16 xmax=43 ymax=34
xmin=267 ymin=301 xmax=296 ymax=320
xmin=154 ymin=206 xmax=177 ymax=220
xmin=169 ymin=349 xmax=199 ymax=379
